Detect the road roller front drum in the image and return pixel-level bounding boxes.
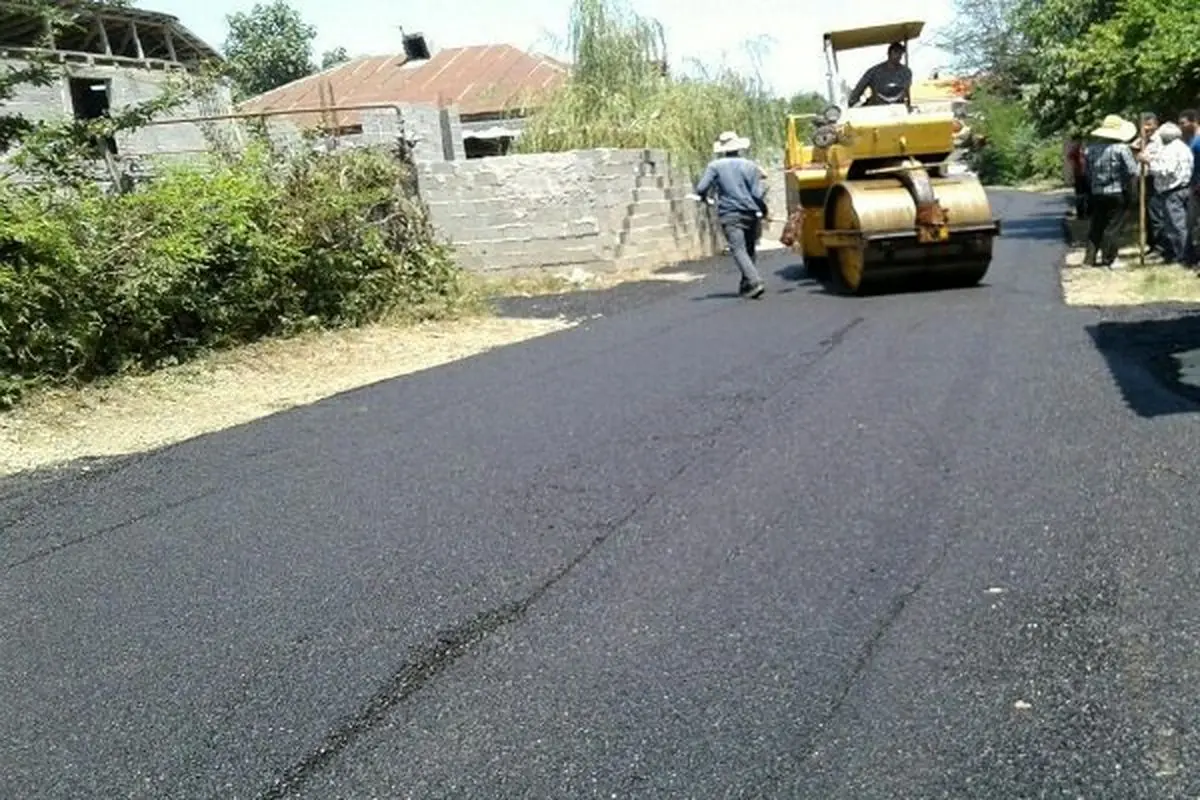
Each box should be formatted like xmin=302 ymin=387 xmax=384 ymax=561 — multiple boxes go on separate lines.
xmin=818 ymin=174 xmax=998 ymax=296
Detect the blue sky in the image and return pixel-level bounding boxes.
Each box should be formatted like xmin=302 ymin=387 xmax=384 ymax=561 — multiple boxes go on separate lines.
xmin=147 ymin=0 xmax=957 ymax=97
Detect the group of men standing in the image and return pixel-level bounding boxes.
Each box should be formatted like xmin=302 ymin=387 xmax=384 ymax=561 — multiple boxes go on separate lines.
xmin=1072 ymin=111 xmax=1200 ymax=269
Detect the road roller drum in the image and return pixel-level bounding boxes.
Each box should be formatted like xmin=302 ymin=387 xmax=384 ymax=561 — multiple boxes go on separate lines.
xmin=822 ymin=171 xmax=998 ymax=295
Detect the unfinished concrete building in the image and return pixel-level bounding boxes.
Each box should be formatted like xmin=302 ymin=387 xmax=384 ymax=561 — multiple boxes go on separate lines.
xmin=0 ymin=0 xmax=231 ymax=159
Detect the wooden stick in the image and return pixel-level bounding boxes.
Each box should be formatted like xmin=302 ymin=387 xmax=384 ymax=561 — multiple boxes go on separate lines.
xmin=1139 ymin=127 xmax=1147 ymax=266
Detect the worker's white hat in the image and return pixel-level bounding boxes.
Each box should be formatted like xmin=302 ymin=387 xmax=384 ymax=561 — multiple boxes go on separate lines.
xmin=713 ymin=130 xmax=751 ymax=153
xmin=1090 ymin=114 xmax=1137 ymax=142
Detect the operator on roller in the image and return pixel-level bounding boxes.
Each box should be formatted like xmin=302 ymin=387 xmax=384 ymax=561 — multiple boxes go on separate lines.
xmin=847 ymin=42 xmax=912 ymax=107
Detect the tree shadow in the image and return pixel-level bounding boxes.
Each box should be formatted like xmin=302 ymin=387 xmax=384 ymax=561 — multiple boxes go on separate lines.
xmin=1087 ymin=310 xmax=1200 ymax=418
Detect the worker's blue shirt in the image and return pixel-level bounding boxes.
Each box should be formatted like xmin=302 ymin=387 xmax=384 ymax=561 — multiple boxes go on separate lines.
xmin=695 ymin=156 xmax=765 ymax=222
xmin=1190 ymin=136 xmax=1200 ymax=187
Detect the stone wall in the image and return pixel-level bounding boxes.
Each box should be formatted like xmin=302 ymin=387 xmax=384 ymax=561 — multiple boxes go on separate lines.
xmin=417 ymin=148 xmax=730 ymax=273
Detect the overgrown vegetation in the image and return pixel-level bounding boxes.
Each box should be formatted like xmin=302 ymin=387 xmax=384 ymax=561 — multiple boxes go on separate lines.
xmin=513 ymin=0 xmax=811 ymax=174
xmin=0 ymin=1 xmax=459 ymax=408
xmin=966 ymin=89 xmax=1063 ymax=185
xmin=941 ymin=0 xmax=1200 ymax=185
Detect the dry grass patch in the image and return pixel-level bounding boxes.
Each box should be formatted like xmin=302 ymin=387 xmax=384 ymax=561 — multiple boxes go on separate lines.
xmin=1061 ymin=243 xmax=1200 ymax=306
xmin=0 ymin=314 xmax=576 ymax=477
xmin=465 ymin=265 xmax=708 ymax=299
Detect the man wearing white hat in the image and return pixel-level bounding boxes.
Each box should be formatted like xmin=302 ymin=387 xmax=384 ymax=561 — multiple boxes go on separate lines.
xmin=1143 ymin=121 xmax=1194 ymax=264
xmin=692 ymin=130 xmax=769 ymax=298
xmin=1084 ymin=114 xmax=1139 ymax=267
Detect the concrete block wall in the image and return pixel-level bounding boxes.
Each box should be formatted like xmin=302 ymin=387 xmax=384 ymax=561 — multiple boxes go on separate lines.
xmin=1 ymin=57 xmax=237 ymax=157
xmin=417 ymin=148 xmax=724 ymax=273
xmin=257 ymin=103 xmax=449 ymax=163
xmin=763 ymin=164 xmax=788 ymax=242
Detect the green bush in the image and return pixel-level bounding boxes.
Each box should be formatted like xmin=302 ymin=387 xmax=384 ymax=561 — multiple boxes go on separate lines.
xmin=969 ymin=89 xmax=1064 ymax=186
xmin=0 ymin=142 xmax=459 ymax=407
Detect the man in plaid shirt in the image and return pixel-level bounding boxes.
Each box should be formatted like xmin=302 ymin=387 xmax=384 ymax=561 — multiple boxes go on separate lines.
xmin=1084 ymin=114 xmax=1139 ymax=267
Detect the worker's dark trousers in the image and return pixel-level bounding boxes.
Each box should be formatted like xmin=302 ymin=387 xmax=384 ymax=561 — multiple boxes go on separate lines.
xmin=1145 ymin=182 xmax=1161 ymax=253
xmin=1087 ymin=193 xmax=1129 ymax=265
xmin=1073 ymin=175 xmax=1090 ymax=219
xmin=1153 ymin=186 xmax=1189 ymax=263
xmin=1186 ymin=191 xmax=1200 ymax=266
xmin=722 ymin=216 xmax=763 ymax=288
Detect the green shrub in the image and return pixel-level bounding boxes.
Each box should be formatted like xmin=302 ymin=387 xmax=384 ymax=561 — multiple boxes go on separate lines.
xmin=969 ymin=89 xmax=1064 ymax=186
xmin=0 ymin=142 xmax=459 ymax=407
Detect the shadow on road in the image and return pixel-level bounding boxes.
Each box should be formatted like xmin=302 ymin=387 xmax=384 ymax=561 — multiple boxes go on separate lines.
xmin=1087 ymin=311 xmax=1200 ymax=417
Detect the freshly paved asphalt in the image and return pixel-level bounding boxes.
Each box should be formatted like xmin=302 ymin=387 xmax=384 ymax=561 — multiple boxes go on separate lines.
xmin=5 ymin=189 xmax=1200 ymax=798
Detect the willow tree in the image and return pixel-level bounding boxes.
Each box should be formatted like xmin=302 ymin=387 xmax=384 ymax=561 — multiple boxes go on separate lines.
xmin=513 ymin=0 xmax=786 ymax=174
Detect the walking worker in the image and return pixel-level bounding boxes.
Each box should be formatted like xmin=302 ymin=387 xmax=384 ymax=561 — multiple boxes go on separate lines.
xmin=1083 ymin=114 xmax=1139 ymax=267
xmin=691 ymin=130 xmax=769 ymax=299
xmin=1144 ymin=121 xmax=1194 ymax=264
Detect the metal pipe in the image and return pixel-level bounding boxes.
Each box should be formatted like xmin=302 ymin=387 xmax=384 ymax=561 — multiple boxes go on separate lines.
xmin=143 ymin=102 xmax=404 ymax=127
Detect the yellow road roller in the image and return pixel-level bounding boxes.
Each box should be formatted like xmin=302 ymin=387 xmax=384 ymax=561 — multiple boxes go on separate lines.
xmin=782 ymin=20 xmax=1001 ymax=295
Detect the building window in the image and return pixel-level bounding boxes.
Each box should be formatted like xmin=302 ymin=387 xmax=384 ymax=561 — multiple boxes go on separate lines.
xmin=464 ymin=136 xmax=511 ymax=158
xmin=68 ymin=77 xmax=118 ymax=155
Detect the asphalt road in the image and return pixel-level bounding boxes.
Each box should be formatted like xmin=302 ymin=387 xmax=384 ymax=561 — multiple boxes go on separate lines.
xmin=5 ymin=189 xmax=1200 ymax=798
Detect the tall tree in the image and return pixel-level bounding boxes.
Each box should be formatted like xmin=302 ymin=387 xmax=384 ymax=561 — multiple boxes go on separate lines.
xmin=223 ymin=0 xmax=317 ymax=99
xmin=320 ymin=47 xmax=349 ymax=70
xmin=1022 ymin=0 xmax=1200 ymax=135
xmin=932 ymin=0 xmax=1030 ymax=93
xmin=786 ymin=91 xmax=826 ymax=115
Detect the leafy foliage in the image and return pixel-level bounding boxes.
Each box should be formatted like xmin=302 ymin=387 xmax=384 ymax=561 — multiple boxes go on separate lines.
xmin=966 ymin=89 xmax=1062 ymax=185
xmin=934 ymin=0 xmax=1032 ymax=95
xmin=0 ymin=1 xmax=461 ymax=407
xmin=1022 ymin=0 xmax=1200 ymax=136
xmin=0 ymin=143 xmax=460 ymax=407
xmin=321 ymin=47 xmax=350 ymax=70
xmin=935 ymin=0 xmax=1200 ymax=184
xmin=512 ymin=0 xmax=791 ymax=175
xmin=941 ymin=0 xmax=1200 ymax=136
xmin=222 ymin=0 xmax=319 ymax=99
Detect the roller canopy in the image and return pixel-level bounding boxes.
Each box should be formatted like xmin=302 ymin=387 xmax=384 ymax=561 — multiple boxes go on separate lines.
xmin=824 ymin=21 xmax=925 ymax=52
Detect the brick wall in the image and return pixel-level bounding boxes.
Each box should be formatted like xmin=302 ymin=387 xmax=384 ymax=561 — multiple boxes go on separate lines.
xmin=417 ymin=148 xmax=727 ymax=273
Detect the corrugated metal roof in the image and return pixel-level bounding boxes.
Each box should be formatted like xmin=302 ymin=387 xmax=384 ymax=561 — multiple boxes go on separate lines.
xmin=236 ymin=44 xmax=568 ymax=129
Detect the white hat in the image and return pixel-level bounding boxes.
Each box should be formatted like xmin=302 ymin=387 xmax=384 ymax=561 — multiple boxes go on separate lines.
xmin=1159 ymin=121 xmax=1182 ymax=143
xmin=713 ymin=130 xmax=751 ymax=154
xmin=1090 ymin=114 xmax=1137 ymax=142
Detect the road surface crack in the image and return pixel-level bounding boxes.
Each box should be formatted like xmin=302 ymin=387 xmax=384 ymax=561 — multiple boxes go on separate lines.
xmin=255 ymin=460 xmax=690 ymax=800
xmin=4 ymin=485 xmax=221 ymax=570
xmin=256 ymin=314 xmax=870 ymax=798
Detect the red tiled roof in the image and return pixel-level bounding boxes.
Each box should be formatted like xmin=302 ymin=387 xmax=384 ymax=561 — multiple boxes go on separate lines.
xmin=236 ymin=43 xmax=568 ymax=128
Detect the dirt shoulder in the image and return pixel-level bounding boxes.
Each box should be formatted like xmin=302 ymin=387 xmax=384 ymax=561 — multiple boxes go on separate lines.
xmin=0 ymin=265 xmax=716 ymax=478
xmin=1059 ymin=216 xmax=1200 ymax=306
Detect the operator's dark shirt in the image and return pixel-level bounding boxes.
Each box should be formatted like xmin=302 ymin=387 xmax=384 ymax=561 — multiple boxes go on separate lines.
xmin=848 ymin=61 xmax=912 ymax=105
